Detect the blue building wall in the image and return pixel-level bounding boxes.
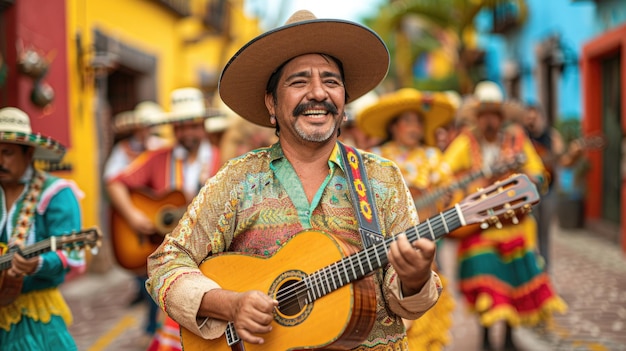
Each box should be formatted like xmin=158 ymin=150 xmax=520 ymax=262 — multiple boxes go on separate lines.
xmin=476 ymin=0 xmax=626 ymax=121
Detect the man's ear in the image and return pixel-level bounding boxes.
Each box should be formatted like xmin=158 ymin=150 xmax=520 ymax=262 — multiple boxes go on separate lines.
xmin=264 ymin=93 xmax=275 ymax=117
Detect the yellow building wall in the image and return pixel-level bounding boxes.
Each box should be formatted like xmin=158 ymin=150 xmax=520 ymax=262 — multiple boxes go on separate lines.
xmin=64 ymin=0 xmax=261 ymax=229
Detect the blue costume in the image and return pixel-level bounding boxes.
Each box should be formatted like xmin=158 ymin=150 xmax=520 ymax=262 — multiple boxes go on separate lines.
xmin=0 ymin=167 xmax=84 ymax=351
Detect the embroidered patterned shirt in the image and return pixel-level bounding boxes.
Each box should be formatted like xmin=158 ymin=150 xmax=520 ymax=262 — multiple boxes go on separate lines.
xmin=146 ymin=142 xmax=441 ymax=350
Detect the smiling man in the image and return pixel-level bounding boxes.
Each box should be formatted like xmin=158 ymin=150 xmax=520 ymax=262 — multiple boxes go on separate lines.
xmin=146 ymin=10 xmax=442 ymax=351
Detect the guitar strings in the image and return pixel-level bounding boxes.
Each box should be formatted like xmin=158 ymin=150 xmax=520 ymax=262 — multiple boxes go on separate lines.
xmin=273 ymin=210 xmax=456 ymax=306
xmin=271 ymin=175 xmax=531 ymax=312
xmin=273 ymin=209 xmax=459 ymax=312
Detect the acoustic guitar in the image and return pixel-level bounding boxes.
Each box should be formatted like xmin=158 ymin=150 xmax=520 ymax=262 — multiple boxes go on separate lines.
xmin=111 ymin=189 xmax=187 ymax=271
xmin=181 ymin=173 xmax=540 ymax=351
xmin=414 ymin=154 xmax=528 ymax=237
xmin=0 ymin=227 xmax=102 ymax=306
xmin=413 ymin=154 xmax=526 ymax=211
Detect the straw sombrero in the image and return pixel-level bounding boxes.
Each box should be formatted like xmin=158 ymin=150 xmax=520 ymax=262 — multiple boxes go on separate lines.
xmin=458 ymin=81 xmax=525 ymax=124
xmin=113 ymin=101 xmax=166 ymax=135
xmin=218 ymin=9 xmax=390 ymax=127
xmin=0 ymin=107 xmax=65 ymax=161
xmin=356 ymin=88 xmax=455 ymax=146
xmin=344 ymin=90 xmax=380 ymax=126
xmin=112 ymin=110 xmax=137 ymax=135
xmin=205 ymin=95 xmax=236 ymax=133
xmin=160 ymin=87 xmax=223 ymax=126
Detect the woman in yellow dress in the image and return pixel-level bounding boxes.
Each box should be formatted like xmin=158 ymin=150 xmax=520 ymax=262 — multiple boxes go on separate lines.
xmin=356 ymin=88 xmax=456 ymax=351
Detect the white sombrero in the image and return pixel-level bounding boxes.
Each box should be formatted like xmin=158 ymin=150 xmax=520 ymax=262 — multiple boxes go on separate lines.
xmin=205 ymin=95 xmax=235 ymax=133
xmin=219 ymin=9 xmax=390 ymax=127
xmin=160 ymin=87 xmax=223 ymax=126
xmin=0 ymin=107 xmax=65 ymax=161
xmin=113 ymin=101 xmax=166 ymax=134
xmin=459 ymin=81 xmax=525 ymax=123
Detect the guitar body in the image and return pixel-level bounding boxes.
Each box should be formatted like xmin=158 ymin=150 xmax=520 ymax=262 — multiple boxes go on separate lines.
xmin=111 ymin=190 xmax=187 ymax=271
xmin=0 ymin=272 xmax=23 ymax=306
xmin=181 ymin=230 xmax=376 ymax=351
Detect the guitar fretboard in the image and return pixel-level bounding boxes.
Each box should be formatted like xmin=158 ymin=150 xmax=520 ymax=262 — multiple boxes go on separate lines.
xmin=0 ymin=237 xmax=58 ymax=271
xmin=414 ymin=169 xmax=485 ymax=209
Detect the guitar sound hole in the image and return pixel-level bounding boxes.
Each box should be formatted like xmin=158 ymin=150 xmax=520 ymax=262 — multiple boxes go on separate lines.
xmin=162 ymin=212 xmax=175 ymax=226
xmin=276 ymin=279 xmax=308 ymax=317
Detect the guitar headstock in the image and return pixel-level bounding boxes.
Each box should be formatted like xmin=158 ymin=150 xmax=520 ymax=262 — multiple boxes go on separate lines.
xmin=459 ymin=174 xmax=540 ymax=229
xmin=489 ymin=153 xmax=527 ymax=176
xmin=577 ymin=133 xmax=607 ymax=151
xmin=58 ymin=227 xmax=103 ymax=253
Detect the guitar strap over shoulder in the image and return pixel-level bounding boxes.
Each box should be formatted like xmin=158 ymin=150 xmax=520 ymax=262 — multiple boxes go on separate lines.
xmin=338 ymin=142 xmax=383 ymax=248
xmin=9 ymin=170 xmax=46 ymax=247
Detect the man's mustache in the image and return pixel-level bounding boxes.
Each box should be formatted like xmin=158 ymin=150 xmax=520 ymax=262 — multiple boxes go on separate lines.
xmin=293 ymin=101 xmax=338 ymax=117
xmin=0 ymin=168 xmax=10 ymax=174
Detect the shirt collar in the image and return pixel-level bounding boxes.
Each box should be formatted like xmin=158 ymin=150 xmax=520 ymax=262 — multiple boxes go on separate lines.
xmin=268 ymin=142 xmax=345 ymax=173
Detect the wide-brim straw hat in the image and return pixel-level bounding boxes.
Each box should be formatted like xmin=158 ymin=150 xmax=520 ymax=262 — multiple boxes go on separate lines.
xmin=158 ymin=87 xmax=223 ymax=126
xmin=356 ymin=88 xmax=455 ymax=146
xmin=113 ymin=101 xmax=166 ymax=134
xmin=458 ymin=81 xmax=525 ymax=124
xmin=218 ymin=9 xmax=390 ymax=127
xmin=0 ymin=107 xmax=65 ymax=161
xmin=205 ymin=95 xmax=237 ymax=133
xmin=344 ymin=90 xmax=380 ymax=126
xmin=112 ymin=110 xmax=137 ymax=135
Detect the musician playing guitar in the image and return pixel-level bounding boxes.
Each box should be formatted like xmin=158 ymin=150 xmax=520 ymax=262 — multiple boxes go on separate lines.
xmin=0 ymin=107 xmax=85 ymax=350
xmin=146 ymin=10 xmax=442 ymax=351
xmin=107 ymin=87 xmax=222 ymax=346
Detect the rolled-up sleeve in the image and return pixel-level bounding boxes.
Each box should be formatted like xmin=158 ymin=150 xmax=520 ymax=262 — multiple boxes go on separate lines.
xmin=384 ymin=269 xmax=442 ymax=319
xmin=146 ymin=166 xmax=237 ymax=339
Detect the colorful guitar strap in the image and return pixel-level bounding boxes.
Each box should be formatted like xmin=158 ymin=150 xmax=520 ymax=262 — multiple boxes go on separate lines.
xmin=338 ymin=142 xmax=383 ymax=248
xmin=8 ymin=170 xmax=45 ymax=247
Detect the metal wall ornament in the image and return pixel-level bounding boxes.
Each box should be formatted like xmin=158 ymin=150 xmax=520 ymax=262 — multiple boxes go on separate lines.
xmin=17 ymin=49 xmax=48 ymax=78
xmin=30 ymin=81 xmax=55 ymax=107
xmin=17 ymin=47 xmax=55 ymax=108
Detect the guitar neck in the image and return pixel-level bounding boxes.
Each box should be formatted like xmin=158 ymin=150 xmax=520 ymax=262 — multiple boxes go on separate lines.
xmin=0 ymin=237 xmax=57 ymax=271
xmin=0 ymin=229 xmax=100 ymax=272
xmin=303 ymin=206 xmax=464 ymax=302
xmin=414 ymin=169 xmax=485 ymax=209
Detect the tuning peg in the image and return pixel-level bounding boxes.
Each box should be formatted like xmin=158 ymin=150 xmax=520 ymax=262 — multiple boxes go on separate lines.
xmin=91 ymin=247 xmax=100 ymax=255
xmin=507 ymin=210 xmax=519 ymax=224
xmin=489 ymin=216 xmax=503 ymax=229
xmin=510 ymin=213 xmax=519 ymax=224
xmin=503 ymin=207 xmax=520 ymax=224
xmin=495 ymin=220 xmax=503 ymax=229
xmin=480 ymin=222 xmax=489 ymax=230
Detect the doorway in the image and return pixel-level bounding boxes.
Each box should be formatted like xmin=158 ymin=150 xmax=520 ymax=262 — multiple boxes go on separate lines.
xmin=600 ymin=54 xmax=622 ymax=232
